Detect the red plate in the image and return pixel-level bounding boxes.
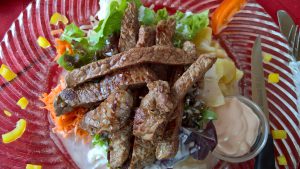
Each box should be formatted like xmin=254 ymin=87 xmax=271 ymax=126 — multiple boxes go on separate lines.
xmin=0 ymin=0 xmax=299 ymax=168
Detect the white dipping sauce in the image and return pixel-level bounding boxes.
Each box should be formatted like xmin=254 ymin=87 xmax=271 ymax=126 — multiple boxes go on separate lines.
xmin=213 ymin=97 xmax=260 ymax=157
xmin=57 ymin=133 xmax=108 ymax=169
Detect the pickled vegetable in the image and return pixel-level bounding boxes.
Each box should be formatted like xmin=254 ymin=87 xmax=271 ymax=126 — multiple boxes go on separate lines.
xmin=3 ymin=110 xmax=12 ymax=117
xmin=37 ymin=36 xmax=51 ymax=48
xmin=17 ymin=97 xmax=29 ymax=109
xmin=272 ymin=130 xmax=287 ymax=139
xmin=26 ymin=164 xmax=42 ymax=169
xmin=2 ymin=119 xmax=27 ymax=144
xmin=0 ymin=64 xmax=17 ymax=82
xmin=50 ymin=12 xmax=68 ymax=25
xmin=268 ymin=73 xmax=280 ymax=84
xmin=277 ymin=155 xmax=287 ymax=165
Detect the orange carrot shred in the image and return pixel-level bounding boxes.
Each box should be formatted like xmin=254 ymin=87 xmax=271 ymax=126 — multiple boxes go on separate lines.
xmin=40 ymin=80 xmax=89 ymax=140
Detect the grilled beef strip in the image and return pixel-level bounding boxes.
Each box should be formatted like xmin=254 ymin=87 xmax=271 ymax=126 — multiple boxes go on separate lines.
xmin=80 ymin=89 xmax=133 ymax=135
xmin=54 ymin=66 xmax=157 ymax=116
xmin=155 ymin=101 xmax=184 ymax=159
xmin=136 ymin=25 xmax=156 ymax=47
xmin=155 ymin=53 xmax=217 ymax=160
xmin=133 ymin=80 xmax=173 ymax=140
xmin=156 ymin=18 xmax=176 ymax=46
xmin=118 ymin=2 xmax=139 ymax=52
xmin=129 ymin=138 xmax=156 ymax=169
xmin=110 ymin=122 xmax=133 ymax=168
xmin=65 ymin=46 xmax=198 ymax=88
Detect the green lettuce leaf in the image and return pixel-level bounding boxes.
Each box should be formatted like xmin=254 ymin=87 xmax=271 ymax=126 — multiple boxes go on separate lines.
xmin=60 ymin=23 xmax=85 ymax=42
xmin=174 ymin=10 xmax=209 ymax=45
xmin=92 ymin=134 xmax=109 ymax=147
xmin=138 ymin=6 xmax=156 ymax=25
xmin=155 ymin=8 xmax=169 ymax=23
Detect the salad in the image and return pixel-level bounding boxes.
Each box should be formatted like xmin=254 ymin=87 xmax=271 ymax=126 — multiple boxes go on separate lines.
xmin=33 ymin=0 xmax=259 ymax=168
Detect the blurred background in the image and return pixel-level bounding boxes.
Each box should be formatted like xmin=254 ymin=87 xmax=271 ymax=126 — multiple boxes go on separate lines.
xmin=0 ymin=0 xmax=299 ymax=40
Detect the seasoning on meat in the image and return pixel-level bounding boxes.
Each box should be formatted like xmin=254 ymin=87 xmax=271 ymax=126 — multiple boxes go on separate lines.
xmin=65 ymin=46 xmax=198 ymax=88
xmin=136 ymin=25 xmax=156 ymax=47
xmin=156 ymin=18 xmax=176 ymax=46
xmin=156 ymin=53 xmax=217 ymax=160
xmin=118 ymin=2 xmax=139 ymax=52
xmin=133 ymin=80 xmax=173 ymax=141
xmin=183 ymin=41 xmax=197 ymax=59
xmin=80 ymin=89 xmax=133 ymax=135
xmin=110 ymin=123 xmax=132 ymax=168
xmin=129 ymin=138 xmax=156 ymax=169
xmin=54 ymin=66 xmax=157 ymax=116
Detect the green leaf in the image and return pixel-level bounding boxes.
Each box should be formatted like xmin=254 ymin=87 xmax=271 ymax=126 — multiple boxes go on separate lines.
xmin=61 ymin=23 xmax=85 ymax=42
xmin=155 ymin=8 xmax=169 ymax=23
xmin=202 ymin=109 xmax=218 ymax=120
xmin=92 ymin=134 xmax=109 ymax=147
xmin=174 ymin=10 xmax=209 ymax=46
xmin=57 ymin=54 xmax=75 ymax=71
xmin=90 ymin=0 xmax=127 ymax=48
xmin=138 ymin=6 xmax=156 ymax=25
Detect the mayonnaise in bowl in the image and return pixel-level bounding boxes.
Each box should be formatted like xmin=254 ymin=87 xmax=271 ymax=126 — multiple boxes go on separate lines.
xmin=212 ymin=96 xmax=268 ymax=163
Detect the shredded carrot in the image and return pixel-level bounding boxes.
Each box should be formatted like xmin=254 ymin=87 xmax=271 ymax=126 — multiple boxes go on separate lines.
xmin=40 ymin=80 xmax=89 ymax=140
xmin=51 ymin=29 xmax=64 ymax=36
xmin=54 ymin=39 xmax=74 ymax=61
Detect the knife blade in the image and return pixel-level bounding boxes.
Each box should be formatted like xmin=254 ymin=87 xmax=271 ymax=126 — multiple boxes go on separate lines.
xmin=251 ymin=36 xmax=269 ymax=120
xmin=251 ymin=36 xmax=275 ymax=169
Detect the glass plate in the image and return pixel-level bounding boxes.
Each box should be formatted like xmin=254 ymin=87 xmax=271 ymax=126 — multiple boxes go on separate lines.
xmin=0 ymin=0 xmax=299 ymax=168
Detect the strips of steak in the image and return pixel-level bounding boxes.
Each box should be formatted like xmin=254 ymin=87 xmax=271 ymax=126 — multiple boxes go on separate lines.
xmin=133 ymin=80 xmax=173 ymax=141
xmin=118 ymin=2 xmax=139 ymax=52
xmin=54 ymin=66 xmax=157 ymax=116
xmin=156 ymin=18 xmax=176 ymax=46
xmin=110 ymin=123 xmax=132 ymax=168
xmin=172 ymin=53 xmax=217 ymax=101
xmin=156 ymin=101 xmax=184 ymax=160
xmin=80 ymin=89 xmax=133 ymax=135
xmin=129 ymin=138 xmax=156 ymax=169
xmin=156 ymin=53 xmax=217 ymax=160
xmin=65 ymin=46 xmax=198 ymax=88
xmin=136 ymin=25 xmax=156 ymax=47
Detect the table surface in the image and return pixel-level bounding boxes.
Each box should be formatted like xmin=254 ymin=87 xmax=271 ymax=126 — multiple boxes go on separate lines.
xmin=0 ymin=0 xmax=300 ymax=40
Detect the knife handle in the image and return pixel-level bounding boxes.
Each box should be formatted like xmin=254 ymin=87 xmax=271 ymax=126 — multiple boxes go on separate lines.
xmin=254 ymin=134 xmax=275 ymax=169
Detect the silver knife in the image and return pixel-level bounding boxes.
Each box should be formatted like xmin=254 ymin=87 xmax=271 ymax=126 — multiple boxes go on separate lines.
xmin=277 ymin=10 xmax=295 ymax=40
xmin=251 ymin=36 xmax=269 ymax=120
xmin=252 ymin=36 xmax=275 ymax=169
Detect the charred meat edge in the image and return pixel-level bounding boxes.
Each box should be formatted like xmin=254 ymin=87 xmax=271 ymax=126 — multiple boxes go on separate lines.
xmin=65 ymin=46 xmax=199 ymax=88
xmin=54 ymin=66 xmax=157 ymax=116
